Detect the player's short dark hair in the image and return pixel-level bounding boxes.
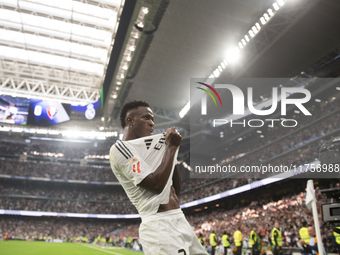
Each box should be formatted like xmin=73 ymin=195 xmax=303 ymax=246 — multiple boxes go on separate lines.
xmin=119 ymin=100 xmax=149 ymax=128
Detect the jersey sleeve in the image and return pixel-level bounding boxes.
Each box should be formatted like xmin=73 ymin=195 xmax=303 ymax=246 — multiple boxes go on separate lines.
xmin=109 ymin=142 xmax=153 ymax=186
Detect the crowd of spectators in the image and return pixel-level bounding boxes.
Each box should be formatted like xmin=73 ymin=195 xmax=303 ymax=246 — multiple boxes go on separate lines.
xmin=1 ymin=183 xmax=338 ymax=253
xmin=0 ymin=182 xmax=128 ymax=202
xmin=179 ymin=102 xmax=340 ymax=203
xmin=0 ymin=141 xmax=112 ymax=160
xmin=0 ymin=161 xmax=117 ymax=182
xmin=104 ymin=182 xmax=340 ymax=252
xmin=0 ymin=95 xmax=338 ymax=183
xmin=0 ymin=217 xmax=128 ymax=242
xmin=0 ymin=180 xmax=137 ymax=214
xmin=220 ymin=91 xmax=340 ymax=151
xmin=0 ymin=93 xmax=339 ymax=227
xmin=183 ymin=184 xmax=338 ymax=253
xmin=0 ymin=197 xmax=136 ymax=214
xmin=0 ymin=112 xmax=338 ymax=212
xmin=179 ymin=137 xmax=332 ymax=203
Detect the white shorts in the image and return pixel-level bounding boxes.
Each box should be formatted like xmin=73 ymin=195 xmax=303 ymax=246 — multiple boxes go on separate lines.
xmin=139 ymin=209 xmax=208 ymax=255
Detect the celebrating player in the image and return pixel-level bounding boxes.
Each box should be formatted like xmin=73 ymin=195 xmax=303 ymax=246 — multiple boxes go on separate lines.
xmin=109 ymin=100 xmax=208 ymax=255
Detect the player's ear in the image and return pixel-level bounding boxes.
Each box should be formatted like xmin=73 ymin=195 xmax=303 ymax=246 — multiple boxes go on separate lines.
xmin=126 ymin=116 xmax=133 ymax=127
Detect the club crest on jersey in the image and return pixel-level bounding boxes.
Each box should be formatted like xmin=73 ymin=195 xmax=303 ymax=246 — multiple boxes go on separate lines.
xmin=47 ymin=107 xmax=58 ymax=120
xmin=132 ymin=162 xmax=141 ymax=174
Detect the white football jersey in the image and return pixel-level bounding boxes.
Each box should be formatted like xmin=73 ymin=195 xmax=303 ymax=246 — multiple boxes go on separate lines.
xmin=109 ymin=133 xmax=179 ymax=218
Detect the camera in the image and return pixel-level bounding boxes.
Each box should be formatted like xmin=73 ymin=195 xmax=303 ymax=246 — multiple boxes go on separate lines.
xmin=319 ymin=136 xmax=340 ymax=224
xmin=320 ymin=187 xmax=340 ymax=223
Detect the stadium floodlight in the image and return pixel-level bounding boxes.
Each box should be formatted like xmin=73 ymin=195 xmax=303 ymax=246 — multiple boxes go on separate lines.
xmin=315 ymin=99 xmax=321 ymax=102
xmin=182 ymin=162 xmax=193 ymax=171
xmin=273 ymin=3 xmax=280 ymax=11
xmin=277 ymin=0 xmax=285 ymax=7
xmin=137 ymin=22 xmax=144 ymax=28
xmin=226 ymin=48 xmax=240 ymax=63
xmin=264 ymin=13 xmax=270 ymax=21
xmin=179 ymin=101 xmax=190 ymax=118
xmin=255 ymin=23 xmax=261 ymax=30
xmin=336 ymin=87 xmax=340 ymax=90
xmin=143 ymin=7 xmax=149 ymax=14
xmin=213 ymin=69 xmax=220 ymax=78
xmin=187 ymin=0 xmax=287 ymax=114
xmin=249 ymin=30 xmax=255 ymax=38
xmin=268 ymin=8 xmax=275 ymax=17
xmin=252 ymin=26 xmax=259 ymax=34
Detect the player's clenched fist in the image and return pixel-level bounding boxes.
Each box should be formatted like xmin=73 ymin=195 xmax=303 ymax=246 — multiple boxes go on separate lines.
xmin=165 ymin=127 xmax=181 ymax=147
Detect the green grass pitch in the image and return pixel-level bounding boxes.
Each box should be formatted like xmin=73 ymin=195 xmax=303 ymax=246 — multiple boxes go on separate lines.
xmin=0 ymin=241 xmax=144 ymax=255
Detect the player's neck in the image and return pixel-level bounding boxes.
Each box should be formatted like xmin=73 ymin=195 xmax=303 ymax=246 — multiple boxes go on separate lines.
xmin=122 ymin=129 xmax=139 ymax=141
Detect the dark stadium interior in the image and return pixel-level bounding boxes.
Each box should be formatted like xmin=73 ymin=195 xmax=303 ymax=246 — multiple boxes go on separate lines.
xmin=1 ymin=0 xmax=340 ymax=254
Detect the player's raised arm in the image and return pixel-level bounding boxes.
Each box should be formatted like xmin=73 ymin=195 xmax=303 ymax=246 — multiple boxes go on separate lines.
xmin=138 ymin=127 xmax=181 ymax=194
xmin=172 ymin=165 xmax=181 ymax=196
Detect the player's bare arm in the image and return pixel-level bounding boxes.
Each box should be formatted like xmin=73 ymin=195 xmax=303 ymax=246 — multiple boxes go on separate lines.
xmin=172 ymin=165 xmax=181 ymax=196
xmin=138 ymin=126 xmax=181 ymax=194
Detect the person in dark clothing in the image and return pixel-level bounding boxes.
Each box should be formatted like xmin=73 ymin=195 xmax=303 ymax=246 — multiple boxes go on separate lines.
xmin=326 ymin=230 xmax=337 ymax=253
xmin=290 ymin=228 xmax=297 ymax=247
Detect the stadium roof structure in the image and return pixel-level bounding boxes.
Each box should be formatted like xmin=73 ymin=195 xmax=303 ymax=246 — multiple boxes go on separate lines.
xmin=0 ymin=0 xmax=124 ymax=105
xmin=102 ymin=0 xmax=340 ymax=131
xmin=1 ymin=0 xmax=340 ymax=134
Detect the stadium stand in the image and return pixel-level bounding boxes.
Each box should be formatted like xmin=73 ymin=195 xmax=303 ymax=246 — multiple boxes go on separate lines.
xmin=1 ymin=1 xmax=340 ymax=254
